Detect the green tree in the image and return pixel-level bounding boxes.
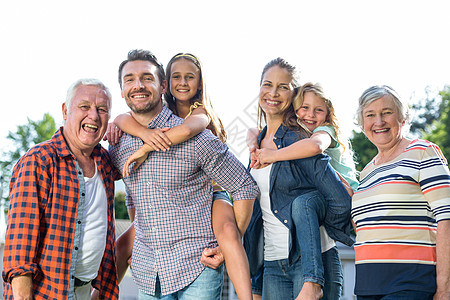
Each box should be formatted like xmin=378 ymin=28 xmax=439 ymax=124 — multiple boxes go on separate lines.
xmin=114 ymin=191 xmax=129 ymax=220
xmin=409 ymin=86 xmax=442 ymax=136
xmin=349 ymin=130 xmax=378 ymax=173
xmin=0 ymin=113 xmax=56 ymax=199
xmin=422 ymin=86 xmax=450 ymax=159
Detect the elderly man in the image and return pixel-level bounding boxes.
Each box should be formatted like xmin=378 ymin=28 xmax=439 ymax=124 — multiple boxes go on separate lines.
xmin=109 ymin=49 xmax=259 ymax=299
xmin=2 ymin=79 xmax=120 ymax=299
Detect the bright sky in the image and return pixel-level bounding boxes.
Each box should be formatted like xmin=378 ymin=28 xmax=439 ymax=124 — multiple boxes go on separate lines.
xmin=1 ymin=0 xmax=449 ymax=163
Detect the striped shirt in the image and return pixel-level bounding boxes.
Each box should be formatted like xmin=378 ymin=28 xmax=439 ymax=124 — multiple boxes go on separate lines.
xmin=2 ymin=128 xmax=120 ymax=299
xmin=352 ymin=139 xmax=450 ymax=295
xmin=109 ymin=106 xmax=259 ymax=296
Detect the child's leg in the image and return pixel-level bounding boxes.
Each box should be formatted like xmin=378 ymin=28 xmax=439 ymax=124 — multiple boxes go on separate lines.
xmin=291 ymin=191 xmax=327 ymax=300
xmin=212 ymin=192 xmax=252 ymax=300
xmin=116 ymin=223 xmax=135 ymax=283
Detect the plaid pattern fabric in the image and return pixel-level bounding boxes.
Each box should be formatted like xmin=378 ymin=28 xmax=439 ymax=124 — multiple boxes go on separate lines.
xmin=109 ymin=106 xmax=259 ymax=296
xmin=2 ymin=127 xmax=120 ymax=299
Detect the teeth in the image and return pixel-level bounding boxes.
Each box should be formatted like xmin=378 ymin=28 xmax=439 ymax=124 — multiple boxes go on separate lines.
xmin=304 ymin=120 xmax=315 ymax=124
xmin=84 ymin=124 xmax=98 ymax=130
xmin=133 ymin=95 xmax=147 ymax=99
xmin=374 ymin=128 xmax=388 ymax=133
xmin=266 ymin=100 xmax=279 ymax=105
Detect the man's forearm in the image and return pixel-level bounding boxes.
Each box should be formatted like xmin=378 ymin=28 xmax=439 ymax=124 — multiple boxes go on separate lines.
xmin=11 ymin=274 xmax=33 ymax=300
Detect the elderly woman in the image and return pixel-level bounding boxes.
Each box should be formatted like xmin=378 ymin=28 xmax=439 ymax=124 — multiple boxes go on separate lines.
xmin=352 ymin=85 xmax=450 ymax=300
xmin=244 ymin=58 xmax=353 ymax=300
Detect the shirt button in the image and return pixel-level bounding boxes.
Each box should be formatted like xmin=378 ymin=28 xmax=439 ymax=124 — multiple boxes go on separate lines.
xmin=77 ymin=220 xmax=81 ymax=224
xmin=78 ymin=172 xmax=82 ymax=175
xmin=273 ymin=137 xmax=277 ymax=140
xmin=75 ymin=247 xmax=78 ymax=250
xmin=274 ymin=210 xmax=278 ymax=214
xmin=81 ymin=193 xmax=85 ymax=196
xmin=277 ymin=145 xmax=281 ymax=148
xmin=147 ymin=181 xmax=151 ymax=186
xmin=284 ymin=220 xmax=288 ymax=224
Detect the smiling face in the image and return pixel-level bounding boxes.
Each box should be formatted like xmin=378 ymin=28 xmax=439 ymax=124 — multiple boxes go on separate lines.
xmin=296 ymin=92 xmax=329 ymax=132
xmin=169 ymin=58 xmax=201 ymax=103
xmin=259 ymin=66 xmax=295 ymax=120
xmin=62 ymin=85 xmax=110 ymax=153
xmin=362 ymin=95 xmax=405 ymax=150
xmin=121 ymin=60 xmax=166 ymax=114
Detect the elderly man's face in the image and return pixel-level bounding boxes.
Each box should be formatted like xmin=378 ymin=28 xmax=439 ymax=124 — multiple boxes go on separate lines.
xmin=62 ymin=85 xmax=110 ymax=153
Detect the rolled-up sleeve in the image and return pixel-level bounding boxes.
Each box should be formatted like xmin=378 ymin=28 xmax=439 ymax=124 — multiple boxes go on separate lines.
xmin=196 ymin=132 xmax=259 ymax=201
xmin=3 ymin=153 xmax=47 ymax=283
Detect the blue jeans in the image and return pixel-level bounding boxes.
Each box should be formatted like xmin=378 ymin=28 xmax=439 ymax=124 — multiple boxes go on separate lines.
xmin=261 ymin=247 xmax=342 ymax=300
xmin=138 ymin=265 xmax=224 ymax=300
xmin=322 ymin=247 xmax=343 ymax=300
xmin=292 ymin=191 xmax=327 ymax=286
xmin=357 ymin=290 xmax=434 ymax=300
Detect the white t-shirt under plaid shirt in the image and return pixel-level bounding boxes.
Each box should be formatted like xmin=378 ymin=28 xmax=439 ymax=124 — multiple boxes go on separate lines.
xmin=109 ymin=106 xmax=259 ymax=296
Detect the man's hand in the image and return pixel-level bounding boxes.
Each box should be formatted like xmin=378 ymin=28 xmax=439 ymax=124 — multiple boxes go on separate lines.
xmin=200 ymin=246 xmax=224 ymax=269
xmin=103 ymin=122 xmax=123 ymax=145
xmin=11 ymin=274 xmax=33 ymax=300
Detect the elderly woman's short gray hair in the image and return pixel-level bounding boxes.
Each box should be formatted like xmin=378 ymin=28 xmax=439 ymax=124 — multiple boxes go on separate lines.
xmin=356 ymin=85 xmax=409 ymax=128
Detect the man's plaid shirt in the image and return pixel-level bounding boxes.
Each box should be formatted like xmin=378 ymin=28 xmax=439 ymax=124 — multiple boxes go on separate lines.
xmin=2 ymin=128 xmax=120 ymax=299
xmin=109 ymin=106 xmax=259 ymax=296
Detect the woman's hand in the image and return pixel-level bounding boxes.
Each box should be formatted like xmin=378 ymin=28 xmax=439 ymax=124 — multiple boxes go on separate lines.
xmin=141 ymin=128 xmax=171 ymax=151
xmin=103 ymin=122 xmax=123 ymax=145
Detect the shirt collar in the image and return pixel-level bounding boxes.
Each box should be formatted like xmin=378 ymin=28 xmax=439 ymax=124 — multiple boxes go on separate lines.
xmin=54 ymin=126 xmax=102 ymax=159
xmin=148 ymin=106 xmax=173 ymax=129
xmin=257 ymin=123 xmax=289 ymax=146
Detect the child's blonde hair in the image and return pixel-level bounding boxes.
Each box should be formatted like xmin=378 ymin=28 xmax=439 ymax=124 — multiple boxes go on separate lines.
xmin=294 ymin=82 xmax=348 ymax=153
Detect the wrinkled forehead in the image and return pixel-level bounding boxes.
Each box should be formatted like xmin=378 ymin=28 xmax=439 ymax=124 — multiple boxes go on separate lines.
xmin=73 ymin=85 xmax=111 ymax=106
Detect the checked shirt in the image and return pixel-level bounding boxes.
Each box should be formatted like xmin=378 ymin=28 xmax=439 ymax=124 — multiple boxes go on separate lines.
xmin=2 ymin=127 xmax=120 ymax=299
xmin=109 ymin=106 xmax=259 ymax=296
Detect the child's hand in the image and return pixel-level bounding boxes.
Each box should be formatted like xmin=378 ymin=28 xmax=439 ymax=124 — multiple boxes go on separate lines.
xmin=103 ymin=122 xmax=123 ymax=145
xmin=251 ymin=149 xmax=271 ymax=169
xmin=249 ymin=147 xmax=260 ymax=168
xmin=246 ymin=128 xmax=260 ymax=150
xmin=257 ymin=148 xmax=277 ymax=165
xmin=141 ymin=128 xmax=172 ymax=151
xmin=122 ymin=146 xmax=151 ymax=177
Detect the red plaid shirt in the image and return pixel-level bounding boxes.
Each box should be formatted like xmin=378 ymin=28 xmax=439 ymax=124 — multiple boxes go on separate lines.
xmin=3 ymin=127 xmax=120 ymax=299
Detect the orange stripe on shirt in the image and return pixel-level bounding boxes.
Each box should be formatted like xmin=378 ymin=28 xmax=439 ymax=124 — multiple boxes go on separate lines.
xmin=354 ymin=181 xmax=419 ymax=195
xmin=355 ymin=243 xmax=436 ymax=263
xmin=356 ymin=226 xmax=437 ymax=232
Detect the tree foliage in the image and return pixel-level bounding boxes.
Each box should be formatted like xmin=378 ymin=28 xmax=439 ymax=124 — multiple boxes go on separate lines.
xmin=0 ymin=113 xmax=56 ymax=198
xmin=114 ymin=191 xmax=129 ymax=220
xmin=349 ymin=130 xmax=378 ymax=173
xmin=421 ymin=86 xmax=450 ymax=159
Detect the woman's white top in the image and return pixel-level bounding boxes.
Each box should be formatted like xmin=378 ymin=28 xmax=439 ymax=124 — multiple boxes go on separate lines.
xmin=251 ymin=164 xmax=335 ymax=262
